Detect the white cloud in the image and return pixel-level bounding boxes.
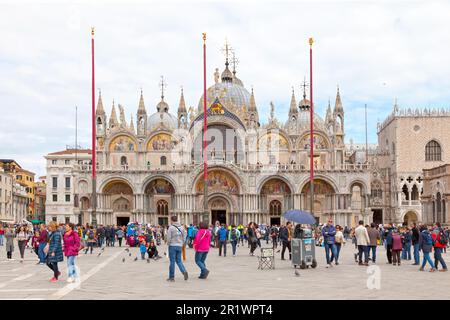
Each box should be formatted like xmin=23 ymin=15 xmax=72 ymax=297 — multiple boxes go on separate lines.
xmin=1 ymin=0 xmax=450 ymax=177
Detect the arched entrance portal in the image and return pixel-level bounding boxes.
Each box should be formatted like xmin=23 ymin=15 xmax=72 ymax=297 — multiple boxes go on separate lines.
xmin=403 ymin=211 xmax=418 ymax=226
xmin=301 ymin=179 xmax=335 ymax=224
xmin=103 ymin=180 xmax=133 ymax=226
xmin=209 ymin=196 xmax=229 ymax=225
xmin=144 ymin=178 xmax=175 ymax=226
xmin=260 ymin=178 xmax=292 ymax=225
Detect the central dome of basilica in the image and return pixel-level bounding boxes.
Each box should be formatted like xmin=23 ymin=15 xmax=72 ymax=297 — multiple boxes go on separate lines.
xmin=198 ymin=66 xmax=251 ymax=114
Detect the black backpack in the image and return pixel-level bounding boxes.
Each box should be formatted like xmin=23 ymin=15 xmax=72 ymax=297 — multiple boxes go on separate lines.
xmin=439 ymin=230 xmax=449 ymax=245
xmin=230 ymin=229 xmax=238 ymax=241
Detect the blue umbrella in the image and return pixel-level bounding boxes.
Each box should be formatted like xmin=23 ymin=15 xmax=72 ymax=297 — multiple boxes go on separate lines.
xmin=283 ymin=210 xmax=316 ymax=225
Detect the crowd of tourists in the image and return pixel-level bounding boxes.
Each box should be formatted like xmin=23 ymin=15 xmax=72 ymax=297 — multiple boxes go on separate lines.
xmin=1 ymin=217 xmax=448 ymax=283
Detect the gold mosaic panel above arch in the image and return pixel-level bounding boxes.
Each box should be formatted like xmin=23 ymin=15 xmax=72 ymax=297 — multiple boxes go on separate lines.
xmin=109 ymin=135 xmax=137 ymax=152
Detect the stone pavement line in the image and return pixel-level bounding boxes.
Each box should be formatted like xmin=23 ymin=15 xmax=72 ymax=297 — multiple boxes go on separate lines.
xmin=0 ymin=273 xmax=34 ymax=289
xmin=51 ymin=249 xmax=125 ymax=300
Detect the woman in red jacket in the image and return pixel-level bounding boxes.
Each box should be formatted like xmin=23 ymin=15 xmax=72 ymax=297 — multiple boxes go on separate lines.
xmin=63 ymin=223 xmax=81 ymax=283
xmin=193 ymin=222 xmax=211 ymax=279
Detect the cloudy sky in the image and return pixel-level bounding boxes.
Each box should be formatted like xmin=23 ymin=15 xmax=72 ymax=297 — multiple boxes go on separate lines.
xmin=1 ymin=0 xmax=450 ymax=177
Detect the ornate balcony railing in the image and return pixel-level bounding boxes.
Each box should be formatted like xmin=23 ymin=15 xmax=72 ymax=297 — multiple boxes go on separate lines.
xmin=73 ymin=161 xmax=369 ymax=174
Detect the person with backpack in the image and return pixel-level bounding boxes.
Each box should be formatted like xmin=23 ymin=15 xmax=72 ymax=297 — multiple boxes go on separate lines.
xmin=270 ymin=225 xmax=279 ymax=249
xmin=193 ymin=221 xmax=211 ymax=279
xmin=166 ymin=215 xmax=188 ymax=282
xmin=401 ymin=227 xmax=412 ymax=261
xmin=419 ymin=225 xmax=436 ymax=272
xmin=432 ymin=222 xmax=448 ymax=272
xmin=63 ymin=222 xmax=81 ymax=283
xmin=85 ymin=226 xmax=96 ymax=254
xmin=217 ymin=224 xmax=228 ymax=257
xmin=228 ymin=225 xmax=241 ymax=257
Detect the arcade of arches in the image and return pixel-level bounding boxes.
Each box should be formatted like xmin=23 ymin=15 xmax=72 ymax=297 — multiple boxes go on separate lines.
xmin=79 ymin=173 xmax=371 ymax=227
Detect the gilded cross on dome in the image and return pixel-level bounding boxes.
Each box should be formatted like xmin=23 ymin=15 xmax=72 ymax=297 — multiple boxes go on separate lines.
xmin=221 ymin=38 xmax=233 ymax=64
xmin=159 ymin=76 xmax=167 ymax=99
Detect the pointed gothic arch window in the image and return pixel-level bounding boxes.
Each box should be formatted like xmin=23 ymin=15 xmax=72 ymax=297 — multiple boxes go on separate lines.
xmin=425 ymin=140 xmax=441 ymax=161
xmin=269 ymin=200 xmax=282 ymax=216
xmin=411 ymin=185 xmax=419 ymax=200
xmin=157 ymin=199 xmax=169 ymax=216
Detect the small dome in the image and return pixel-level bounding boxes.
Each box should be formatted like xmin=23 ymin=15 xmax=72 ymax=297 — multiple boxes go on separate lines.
xmin=148 ymin=111 xmax=177 ymax=131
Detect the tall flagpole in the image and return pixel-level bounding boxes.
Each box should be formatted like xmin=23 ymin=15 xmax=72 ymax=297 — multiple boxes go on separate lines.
xmin=365 ymin=104 xmax=368 ymax=163
xmin=309 ymin=37 xmax=314 ymax=220
xmin=202 ymin=33 xmax=209 ymax=224
xmin=91 ymin=27 xmax=97 ymax=227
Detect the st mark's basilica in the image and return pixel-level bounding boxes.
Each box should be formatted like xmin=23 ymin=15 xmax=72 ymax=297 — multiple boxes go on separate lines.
xmin=73 ymin=48 xmax=374 ymax=228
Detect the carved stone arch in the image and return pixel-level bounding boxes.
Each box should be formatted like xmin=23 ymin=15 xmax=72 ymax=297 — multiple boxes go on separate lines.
xmin=142 ymin=174 xmax=178 ymax=194
xmin=348 ymin=179 xmax=369 ymax=195
xmin=99 ymin=175 xmax=136 ymax=194
xmin=107 ymin=132 xmax=138 ymax=152
xmin=192 ymin=166 xmax=243 ymax=195
xmin=257 ymin=129 xmax=292 ymax=152
xmin=188 ymin=165 xmax=247 ymax=194
xmin=257 ymin=175 xmax=294 ymax=195
xmin=144 ymin=130 xmax=178 ymax=152
xmin=296 ymin=129 xmax=332 ymax=150
xmin=298 ymin=175 xmax=339 ymax=194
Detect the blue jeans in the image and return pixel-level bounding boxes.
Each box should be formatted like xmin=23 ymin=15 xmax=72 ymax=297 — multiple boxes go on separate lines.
xmin=67 ymin=255 xmax=77 ymax=278
xmin=434 ymin=247 xmax=448 ymax=270
xmin=195 ymin=251 xmax=208 ymax=276
xmin=413 ymin=243 xmax=420 ymax=264
xmin=38 ymin=243 xmax=47 ymax=263
xmin=168 ymin=246 xmax=186 ymax=279
xmin=422 ymin=251 xmax=435 ymax=269
xmin=358 ymin=245 xmax=369 ymax=263
xmin=0 ymin=235 xmax=4 ymax=246
xmin=324 ymin=242 xmax=337 ymax=264
xmin=333 ymin=243 xmax=342 ymax=263
xmin=401 ymin=243 xmax=411 ymax=260
xmin=369 ymin=245 xmax=377 ymax=262
xmin=231 ymin=240 xmax=238 ymax=255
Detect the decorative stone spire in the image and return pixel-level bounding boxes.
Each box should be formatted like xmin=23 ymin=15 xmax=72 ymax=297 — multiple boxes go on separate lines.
xmin=178 ymin=87 xmax=188 ymax=129
xmin=118 ymin=104 xmax=127 ymax=128
xmin=335 ymin=85 xmax=343 ymax=112
xmin=178 ymin=87 xmax=187 ymax=113
xmin=325 ymin=99 xmax=332 ymax=123
xmin=109 ymin=100 xmax=118 ymax=128
xmin=129 ymin=113 xmax=135 ymax=133
xmin=249 ymin=87 xmax=257 ymax=111
xmin=96 ymin=90 xmax=105 ymax=115
xmin=289 ymin=87 xmax=298 ymax=114
xmin=270 ymin=101 xmax=275 ymax=121
xmin=137 ymin=89 xmax=146 ymax=114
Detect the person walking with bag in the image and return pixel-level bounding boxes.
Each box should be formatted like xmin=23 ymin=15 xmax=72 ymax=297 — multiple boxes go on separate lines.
xmin=228 ymin=225 xmax=241 ymax=257
xmin=193 ymin=221 xmax=211 ymax=279
xmin=247 ymin=222 xmax=258 ymax=256
xmin=46 ymin=221 xmax=64 ymax=282
xmin=63 ymin=223 xmax=81 ymax=283
xmin=5 ymin=227 xmax=15 ymax=260
xmin=432 ymin=222 xmax=448 ymax=272
xmin=17 ymin=225 xmax=29 ymax=263
xmin=166 ymin=215 xmax=188 ymax=282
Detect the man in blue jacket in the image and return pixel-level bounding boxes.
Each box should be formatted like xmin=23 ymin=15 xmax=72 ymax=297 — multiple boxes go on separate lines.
xmin=218 ymin=224 xmax=228 ymax=257
xmin=322 ymin=219 xmax=337 ymax=268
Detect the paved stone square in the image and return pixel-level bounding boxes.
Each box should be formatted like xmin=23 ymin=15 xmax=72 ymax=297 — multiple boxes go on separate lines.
xmin=0 ymin=240 xmax=449 ymax=300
